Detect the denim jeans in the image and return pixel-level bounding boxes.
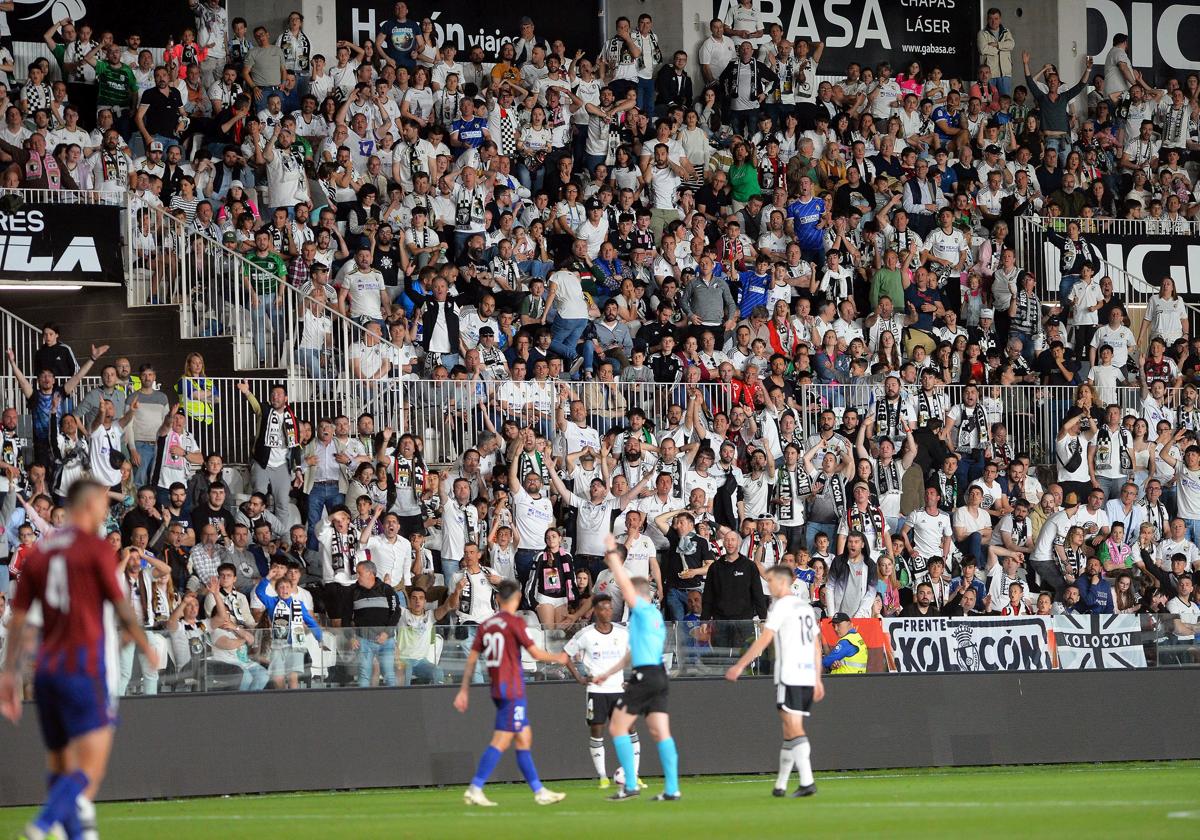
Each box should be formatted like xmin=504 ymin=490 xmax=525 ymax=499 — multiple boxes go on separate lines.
xmin=729 ymin=107 xmax=759 ymax=137
xmin=515 ymin=548 xmax=540 ymax=589
xmin=357 ymin=637 xmax=397 ymax=687
xmin=665 ymin=587 xmax=693 ymax=622
xmin=399 ymin=657 xmax=444 ymax=686
xmin=253 ymin=295 xmax=284 ymax=366
xmin=580 ymin=343 xmax=623 ymax=376
xmin=551 ymin=316 xmax=589 ymax=364
xmin=459 ymin=624 xmax=487 ymax=683
xmin=991 ymin=76 xmax=1013 ymax=97
xmin=636 ymin=76 xmax=656 ymax=114
xmin=441 ymin=557 xmax=461 ymax=590
xmin=134 ymin=440 xmax=157 ymax=487
xmin=298 ymin=347 xmax=327 ymax=378
xmin=1058 ymin=274 xmax=1080 ymax=309
xmin=1043 ymin=134 xmax=1070 ymax=158
xmin=307 ymin=482 xmax=345 ymax=545
xmin=238 ymin=661 xmax=270 ymax=691
xmin=805 ymin=521 xmax=836 ymax=551
xmin=1185 ymin=519 xmax=1200 ymax=547
xmin=518 ymin=259 xmax=553 ymax=279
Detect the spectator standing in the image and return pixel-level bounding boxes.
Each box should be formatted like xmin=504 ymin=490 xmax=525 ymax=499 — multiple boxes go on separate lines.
xmin=977 ymin=8 xmax=1016 ymax=96
xmin=350 ymin=560 xmax=403 ymax=687
xmin=127 ymin=365 xmax=170 ymax=487
xmin=702 ymin=529 xmax=768 ymax=650
xmin=238 ymin=381 xmax=302 ymax=523
xmin=243 ymin=25 xmax=287 ymax=110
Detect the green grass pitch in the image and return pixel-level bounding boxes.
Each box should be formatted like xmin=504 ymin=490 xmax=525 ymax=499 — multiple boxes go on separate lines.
xmin=2 ymin=761 xmax=1196 ymax=838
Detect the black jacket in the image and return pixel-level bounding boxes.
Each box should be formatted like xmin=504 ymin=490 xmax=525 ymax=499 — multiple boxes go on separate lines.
xmin=655 ymin=65 xmax=694 ymax=108
xmin=350 ymin=578 xmax=403 ymax=633
xmin=701 ymin=554 xmax=768 ymax=620
xmin=718 ymin=59 xmax=778 ymax=107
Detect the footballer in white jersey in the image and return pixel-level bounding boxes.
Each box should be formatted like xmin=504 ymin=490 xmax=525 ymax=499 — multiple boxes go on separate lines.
xmin=563 ymin=596 xmax=642 ymax=789
xmin=725 ymin=566 xmax=826 ymax=798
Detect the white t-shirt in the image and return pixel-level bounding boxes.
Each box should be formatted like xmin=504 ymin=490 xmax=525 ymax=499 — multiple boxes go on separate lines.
xmin=343 ymin=268 xmax=385 ymax=321
xmin=569 ymin=494 xmax=619 ymax=556
xmin=906 ymin=508 xmax=952 ymax=560
xmin=512 ymin=486 xmax=554 ymax=550
xmin=766 ymin=594 xmax=818 ymax=687
xmin=548 ymin=269 xmax=588 ymax=319
xmin=1176 ymin=462 xmax=1200 ymax=519
xmin=1055 ymin=435 xmax=1090 ymax=483
xmin=1031 ymin=510 xmax=1072 ymax=565
xmin=953 ymin=506 xmax=991 ymax=536
xmin=564 ymin=623 xmax=629 ymax=693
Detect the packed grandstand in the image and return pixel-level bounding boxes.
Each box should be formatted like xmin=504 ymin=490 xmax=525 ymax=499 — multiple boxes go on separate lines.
xmin=0 ymin=0 xmax=1196 ymax=696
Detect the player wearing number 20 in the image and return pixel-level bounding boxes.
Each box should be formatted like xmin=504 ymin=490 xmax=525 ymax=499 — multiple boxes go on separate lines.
xmin=0 ymin=479 xmax=161 ymax=840
xmin=725 ymin=565 xmax=825 ymax=798
xmin=454 ymin=579 xmax=570 ymax=807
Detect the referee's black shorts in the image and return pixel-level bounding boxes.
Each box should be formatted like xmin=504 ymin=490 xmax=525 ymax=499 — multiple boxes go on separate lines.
xmin=776 ymin=683 xmax=815 ymax=716
xmin=615 ymin=665 xmax=669 ymax=716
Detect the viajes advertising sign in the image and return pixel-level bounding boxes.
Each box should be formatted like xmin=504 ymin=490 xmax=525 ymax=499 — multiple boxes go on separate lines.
xmin=711 ymin=0 xmax=978 ymax=78
xmin=883 ymin=616 xmax=1055 ymax=673
xmin=1087 ymin=0 xmax=1200 ymax=83
xmin=1051 ymin=614 xmax=1148 ymax=669
xmin=0 ymin=202 xmax=123 ymax=285
xmin=336 ymin=2 xmax=599 ymax=57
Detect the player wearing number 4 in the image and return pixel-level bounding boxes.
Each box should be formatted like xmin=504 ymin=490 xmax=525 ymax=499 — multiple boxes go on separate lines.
xmin=593 ymin=536 xmax=681 ymax=802
xmin=1 ymin=480 xmax=161 ymax=840
xmin=725 ymin=566 xmax=825 ymax=798
xmin=454 ymin=579 xmax=570 ymax=807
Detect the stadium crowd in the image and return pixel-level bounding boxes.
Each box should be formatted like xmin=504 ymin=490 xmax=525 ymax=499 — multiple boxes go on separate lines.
xmin=1 ymin=2 xmax=1199 ymax=691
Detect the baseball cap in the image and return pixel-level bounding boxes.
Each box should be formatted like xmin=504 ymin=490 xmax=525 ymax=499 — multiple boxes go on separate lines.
xmin=1064 ymin=491 xmax=1079 ymax=506
xmin=229 ymin=179 xmax=244 ymax=189
xmin=221 ymin=231 xmax=237 ymax=243
xmin=311 ymin=260 xmax=330 ymax=272
xmin=586 ymin=198 xmax=602 ymax=210
xmin=478 ymin=326 xmax=494 ymax=337
xmin=149 ymin=141 xmax=164 ymax=152
xmin=985 ymin=144 xmax=1001 ymax=155
xmin=980 ymin=308 xmax=994 ymax=319
xmin=831 ymin=612 xmax=852 ymax=625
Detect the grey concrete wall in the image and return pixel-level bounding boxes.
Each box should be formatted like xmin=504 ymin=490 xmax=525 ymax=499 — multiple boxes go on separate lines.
xmin=2 ymin=670 xmax=1197 ymax=806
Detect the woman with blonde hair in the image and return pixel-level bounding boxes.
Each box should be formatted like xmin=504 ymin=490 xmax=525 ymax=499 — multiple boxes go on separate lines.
xmin=177 ymin=352 xmax=219 ymax=426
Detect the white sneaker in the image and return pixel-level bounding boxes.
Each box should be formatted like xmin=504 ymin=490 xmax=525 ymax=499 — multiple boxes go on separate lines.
xmin=534 ymin=787 xmax=567 ymax=805
xmin=463 ymin=786 xmax=497 ymax=807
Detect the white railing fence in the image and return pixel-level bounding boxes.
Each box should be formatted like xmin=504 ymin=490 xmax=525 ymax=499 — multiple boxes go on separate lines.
xmin=124 ymin=202 xmax=402 ymax=379
xmin=0 ymin=376 xmax=1147 ymax=472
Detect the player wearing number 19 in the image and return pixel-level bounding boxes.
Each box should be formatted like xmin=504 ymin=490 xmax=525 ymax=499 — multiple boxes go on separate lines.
xmin=0 ymin=479 xmax=162 ymax=840
xmin=454 ymin=578 xmax=570 ymax=807
xmin=725 ymin=565 xmax=825 ymax=798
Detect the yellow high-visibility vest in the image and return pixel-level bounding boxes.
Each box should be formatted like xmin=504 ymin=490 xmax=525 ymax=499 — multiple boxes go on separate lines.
xmin=829 ymin=629 xmax=868 ymax=674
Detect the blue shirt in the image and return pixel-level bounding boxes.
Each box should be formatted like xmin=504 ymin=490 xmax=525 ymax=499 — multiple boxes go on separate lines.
xmin=932 ymin=106 xmax=960 ymax=142
xmin=379 ymin=18 xmax=418 ymax=66
xmin=628 ymin=597 xmax=666 ymax=667
xmin=786 ymin=197 xmax=826 ymax=250
xmin=451 ymin=117 xmax=488 ymax=149
xmin=737 ymin=270 xmax=771 ymax=317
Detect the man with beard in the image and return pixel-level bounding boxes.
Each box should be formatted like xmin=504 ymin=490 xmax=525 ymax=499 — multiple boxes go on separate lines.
xmin=823 ymin=532 xmax=877 ymax=618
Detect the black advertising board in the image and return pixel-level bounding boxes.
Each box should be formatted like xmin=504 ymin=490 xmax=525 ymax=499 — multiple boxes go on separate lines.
xmin=712 ymin=0 xmax=979 ymax=79
xmin=1087 ymin=0 xmax=1200 ymax=85
xmin=0 ymin=201 xmax=123 ymax=285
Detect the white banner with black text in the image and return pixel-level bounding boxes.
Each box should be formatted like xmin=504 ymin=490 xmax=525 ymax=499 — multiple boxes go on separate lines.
xmin=883 ymin=616 xmax=1054 ymax=673
xmin=1051 ymin=614 xmax=1148 ymax=669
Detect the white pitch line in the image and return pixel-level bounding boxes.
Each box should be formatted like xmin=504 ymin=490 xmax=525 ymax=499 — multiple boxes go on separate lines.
xmin=721 ymin=765 xmax=1172 ymax=784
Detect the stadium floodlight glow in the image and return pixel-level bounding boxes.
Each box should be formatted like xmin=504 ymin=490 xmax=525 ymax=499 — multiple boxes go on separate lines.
xmin=0 ymin=283 xmax=83 ymax=290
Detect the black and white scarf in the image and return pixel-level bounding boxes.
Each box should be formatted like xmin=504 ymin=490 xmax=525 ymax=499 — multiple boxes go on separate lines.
xmin=917 ymin=390 xmax=944 ymax=427
xmin=847 ymin=503 xmax=884 ymax=539
xmin=270 ymin=596 xmax=307 ymax=646
xmin=264 ymin=407 xmax=299 ymax=450
xmin=1009 ymin=515 xmax=1029 ymax=547
xmin=775 ymin=465 xmax=812 ymax=521
xmin=658 ymin=458 xmax=684 ymax=498
xmin=876 ymin=459 xmax=901 ymax=497
xmin=458 ymin=567 xmax=497 ymax=616
xmin=329 ymin=528 xmax=360 ymax=576
xmin=827 ymin=473 xmax=847 ymax=519
xmin=635 ymin=31 xmax=662 ymax=71
xmin=1139 ymin=499 xmax=1168 ymax=541
xmin=957 ymin=403 xmax=990 ymax=450
xmin=935 ymin=470 xmax=957 ymax=510
xmin=874 ymin=397 xmax=904 ymax=440
xmin=1013 ymin=288 xmax=1040 ymax=333
xmin=1095 ymin=425 xmax=1132 ymax=472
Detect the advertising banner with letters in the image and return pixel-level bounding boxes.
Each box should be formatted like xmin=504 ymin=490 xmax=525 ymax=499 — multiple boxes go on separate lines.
xmin=0 ymin=202 xmax=123 ymax=286
xmin=1088 ymin=0 xmax=1200 ymax=85
xmin=4 ymin=0 xmax=193 ymax=46
xmin=883 ymin=616 xmax=1055 ymax=673
xmin=336 ymin=2 xmax=599 ymax=59
xmin=1034 ymin=229 xmax=1200 ymax=300
xmin=1051 ymin=614 xmax=1148 ymax=669
xmin=712 ymin=1 xmax=978 ymax=79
